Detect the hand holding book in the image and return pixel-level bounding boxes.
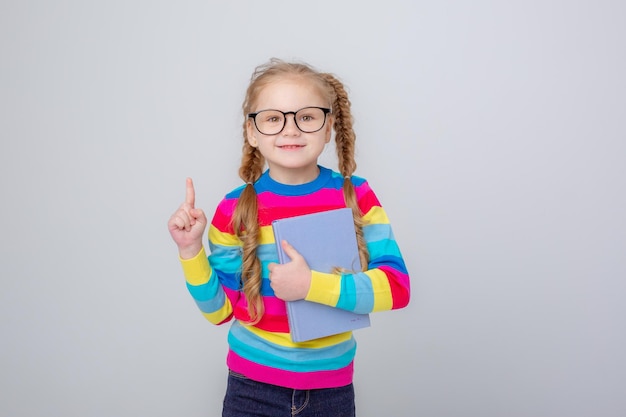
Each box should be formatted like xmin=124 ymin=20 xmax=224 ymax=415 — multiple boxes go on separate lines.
xmin=272 ymin=208 xmax=371 ymax=342
xmin=267 ymin=240 xmax=312 ymax=301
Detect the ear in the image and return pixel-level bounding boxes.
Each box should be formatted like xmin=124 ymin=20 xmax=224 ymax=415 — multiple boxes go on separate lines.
xmin=324 ymin=114 xmax=334 ymax=144
xmin=246 ymin=119 xmax=258 ymax=147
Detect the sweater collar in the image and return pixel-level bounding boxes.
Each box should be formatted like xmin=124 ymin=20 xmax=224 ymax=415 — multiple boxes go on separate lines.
xmin=256 ymin=166 xmax=332 ymax=196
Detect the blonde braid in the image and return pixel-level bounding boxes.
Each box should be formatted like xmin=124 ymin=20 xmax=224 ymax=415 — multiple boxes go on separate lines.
xmin=322 ymin=73 xmax=370 ymax=270
xmin=232 ymin=140 xmax=265 ymax=324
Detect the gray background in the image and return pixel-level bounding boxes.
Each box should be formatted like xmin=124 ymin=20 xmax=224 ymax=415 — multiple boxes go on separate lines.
xmin=1 ymin=1 xmax=624 ymax=416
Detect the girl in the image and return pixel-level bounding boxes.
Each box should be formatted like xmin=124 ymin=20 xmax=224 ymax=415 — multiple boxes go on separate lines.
xmin=168 ymin=59 xmax=410 ymax=417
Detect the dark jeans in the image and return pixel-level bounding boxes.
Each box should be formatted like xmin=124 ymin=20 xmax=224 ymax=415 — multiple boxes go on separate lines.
xmin=223 ymin=371 xmax=356 ymax=417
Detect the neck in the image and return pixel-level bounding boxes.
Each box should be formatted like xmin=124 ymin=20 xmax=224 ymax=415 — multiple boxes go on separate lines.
xmin=268 ymin=165 xmax=320 ymax=185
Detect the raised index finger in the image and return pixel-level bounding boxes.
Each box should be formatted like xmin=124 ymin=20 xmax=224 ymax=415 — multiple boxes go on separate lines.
xmin=185 ymin=177 xmax=195 ymax=207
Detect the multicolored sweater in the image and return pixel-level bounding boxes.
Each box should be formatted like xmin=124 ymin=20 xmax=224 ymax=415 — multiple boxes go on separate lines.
xmin=180 ymin=166 xmax=410 ymax=390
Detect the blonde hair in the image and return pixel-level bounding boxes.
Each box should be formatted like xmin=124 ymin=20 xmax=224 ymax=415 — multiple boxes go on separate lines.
xmin=233 ymin=58 xmax=370 ymax=324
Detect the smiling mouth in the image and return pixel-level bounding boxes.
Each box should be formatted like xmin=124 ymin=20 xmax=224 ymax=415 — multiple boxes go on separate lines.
xmin=278 ymin=145 xmax=305 ymax=150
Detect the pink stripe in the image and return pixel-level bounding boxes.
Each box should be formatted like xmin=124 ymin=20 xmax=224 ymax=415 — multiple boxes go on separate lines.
xmin=227 ymin=350 xmax=354 ymax=390
xmin=257 ymin=189 xmax=345 ymax=208
xmin=263 ymin=296 xmax=288 ymax=315
xmin=354 ymin=181 xmax=373 ymax=199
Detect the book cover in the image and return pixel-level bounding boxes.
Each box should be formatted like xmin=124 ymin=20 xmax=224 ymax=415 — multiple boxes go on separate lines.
xmin=272 ymin=208 xmax=371 ymax=342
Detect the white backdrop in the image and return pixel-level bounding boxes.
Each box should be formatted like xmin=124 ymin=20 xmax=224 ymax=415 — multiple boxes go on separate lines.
xmin=1 ymin=1 xmax=625 ymax=416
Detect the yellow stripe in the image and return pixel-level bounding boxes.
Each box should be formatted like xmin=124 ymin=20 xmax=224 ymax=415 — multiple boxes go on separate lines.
xmin=209 ymin=224 xmax=276 ymax=246
xmin=243 ymin=324 xmax=352 ymax=348
xmin=259 ymin=225 xmax=276 ymax=245
xmin=209 ymin=209 xmax=389 ymax=246
xmin=181 ymin=247 xmax=211 ymax=286
xmin=362 ymin=206 xmax=390 ymax=224
xmin=368 ymin=269 xmax=393 ymax=311
xmin=208 ymin=224 xmax=240 ymax=246
xmin=307 ymin=272 xmax=341 ymax=306
xmin=201 ymin=303 xmax=233 ymax=324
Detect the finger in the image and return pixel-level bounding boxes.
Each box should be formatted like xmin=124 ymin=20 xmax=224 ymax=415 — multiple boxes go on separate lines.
xmin=174 ymin=209 xmax=192 ymax=231
xmin=281 ymin=240 xmax=300 ymax=259
xmin=185 ymin=177 xmax=195 ymax=207
xmin=169 ymin=213 xmax=188 ymax=231
xmin=189 ymin=207 xmax=205 ymax=224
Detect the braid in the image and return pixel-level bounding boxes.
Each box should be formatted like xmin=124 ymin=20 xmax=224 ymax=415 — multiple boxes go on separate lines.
xmin=232 ymin=140 xmax=265 ymax=324
xmin=322 ymin=74 xmax=357 ymax=177
xmin=322 ymin=73 xmax=370 ymax=270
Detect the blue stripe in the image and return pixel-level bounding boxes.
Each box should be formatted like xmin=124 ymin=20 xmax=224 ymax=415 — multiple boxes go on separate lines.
xmin=369 ymin=254 xmax=408 ymax=274
xmin=185 ymin=269 xmax=220 ymax=301
xmin=335 ymin=274 xmax=357 ymax=311
xmin=227 ymin=322 xmax=356 ymax=372
xmin=216 ymin=271 xmax=241 ymax=291
xmin=329 ymin=169 xmax=366 ymax=187
xmin=336 ymin=271 xmax=375 ymax=314
xmin=193 ymin=291 xmax=226 ymax=314
xmin=363 ymin=223 xmax=395 ymax=242
xmin=259 ymin=277 xmax=273 ymax=296
xmin=353 ymin=272 xmax=376 ymax=313
xmin=257 ymin=242 xmax=278 ymax=260
xmin=224 ymin=185 xmax=246 ymax=199
xmin=207 ymin=242 xmax=280 ymax=295
xmin=208 ymin=244 xmax=242 ymax=273
xmin=258 ymin=243 xmax=277 ymax=296
xmin=368 ymin=239 xmax=403 ymax=261
xmin=186 ymin=271 xmax=227 ymax=314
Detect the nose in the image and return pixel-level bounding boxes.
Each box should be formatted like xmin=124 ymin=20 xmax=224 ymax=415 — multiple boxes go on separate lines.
xmin=282 ymin=113 xmax=300 ymax=135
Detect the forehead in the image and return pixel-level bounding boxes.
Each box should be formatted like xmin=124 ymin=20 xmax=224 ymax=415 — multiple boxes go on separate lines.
xmin=253 ymin=76 xmax=329 ymax=111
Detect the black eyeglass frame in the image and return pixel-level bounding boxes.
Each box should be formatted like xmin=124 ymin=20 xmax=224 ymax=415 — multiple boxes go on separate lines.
xmin=247 ymin=106 xmax=332 ymax=135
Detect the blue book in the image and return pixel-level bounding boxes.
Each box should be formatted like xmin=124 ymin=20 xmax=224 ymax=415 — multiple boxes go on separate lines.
xmin=272 ymin=208 xmax=371 ymax=342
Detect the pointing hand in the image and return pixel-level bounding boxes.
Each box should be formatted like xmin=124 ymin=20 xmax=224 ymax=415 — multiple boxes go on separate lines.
xmin=167 ymin=178 xmax=207 ymax=258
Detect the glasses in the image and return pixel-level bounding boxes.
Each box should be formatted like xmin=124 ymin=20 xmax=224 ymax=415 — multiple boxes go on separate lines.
xmin=248 ymin=107 xmax=331 ymax=135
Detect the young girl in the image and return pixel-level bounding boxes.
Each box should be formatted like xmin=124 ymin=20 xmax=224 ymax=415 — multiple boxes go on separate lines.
xmin=168 ymin=59 xmax=410 ymax=417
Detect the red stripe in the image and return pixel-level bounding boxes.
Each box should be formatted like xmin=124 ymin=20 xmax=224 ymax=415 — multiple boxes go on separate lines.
xmin=380 ymin=266 xmax=411 ymax=309
xmin=357 ymin=188 xmax=381 ymax=215
xmin=211 ymin=206 xmax=235 ymax=233
xmin=232 ymin=306 xmax=290 ymax=333
xmin=226 ymin=291 xmax=291 ymax=333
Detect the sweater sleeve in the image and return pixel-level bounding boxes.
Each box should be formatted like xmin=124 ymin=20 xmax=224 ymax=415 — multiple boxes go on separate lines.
xmin=180 ymin=198 xmax=245 ymax=325
xmin=180 ymin=246 xmax=234 ymax=325
xmin=304 ymin=183 xmax=411 ymax=314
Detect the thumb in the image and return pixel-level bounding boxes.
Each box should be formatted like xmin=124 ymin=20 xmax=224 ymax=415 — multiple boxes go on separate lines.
xmin=281 ymin=240 xmax=302 ymax=260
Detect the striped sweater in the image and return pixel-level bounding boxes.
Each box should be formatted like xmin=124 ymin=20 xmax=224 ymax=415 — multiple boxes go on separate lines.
xmin=180 ymin=166 xmax=410 ymax=389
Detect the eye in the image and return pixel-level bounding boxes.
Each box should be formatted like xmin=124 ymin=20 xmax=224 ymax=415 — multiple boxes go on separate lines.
xmin=298 ymin=111 xmax=317 ymax=122
xmin=260 ymin=111 xmax=283 ymax=123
